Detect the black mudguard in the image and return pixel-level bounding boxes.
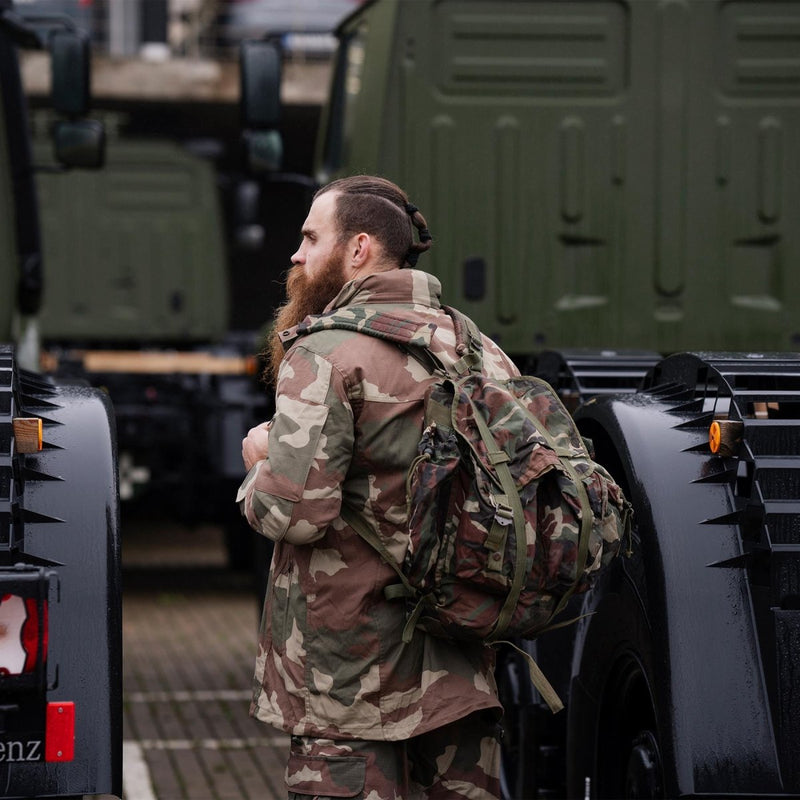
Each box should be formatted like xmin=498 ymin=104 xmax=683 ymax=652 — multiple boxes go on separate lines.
xmin=568 ymin=377 xmax=784 ymax=797
xmin=0 ymin=356 xmax=121 ymax=799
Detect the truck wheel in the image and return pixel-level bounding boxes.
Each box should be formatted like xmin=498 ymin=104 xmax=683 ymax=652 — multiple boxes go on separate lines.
xmin=597 ymin=652 xmax=662 ymax=799
xmin=626 ymin=731 xmax=662 ymax=799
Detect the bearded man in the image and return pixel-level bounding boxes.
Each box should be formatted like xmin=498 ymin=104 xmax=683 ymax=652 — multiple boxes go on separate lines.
xmin=238 ymin=176 xmax=519 ymax=799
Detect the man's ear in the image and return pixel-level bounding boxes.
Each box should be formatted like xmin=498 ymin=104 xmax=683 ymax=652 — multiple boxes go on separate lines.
xmin=349 ymin=232 xmax=372 ymax=270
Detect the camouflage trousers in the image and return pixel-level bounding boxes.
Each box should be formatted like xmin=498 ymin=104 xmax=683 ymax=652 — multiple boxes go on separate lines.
xmin=284 ymin=711 xmax=502 ymax=800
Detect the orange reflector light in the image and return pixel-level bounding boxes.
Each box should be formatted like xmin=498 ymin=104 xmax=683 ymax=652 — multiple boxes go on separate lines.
xmin=12 ymin=418 xmax=43 ymax=453
xmin=709 ymin=421 xmax=721 ymax=454
xmin=46 ymin=702 xmax=75 ymax=762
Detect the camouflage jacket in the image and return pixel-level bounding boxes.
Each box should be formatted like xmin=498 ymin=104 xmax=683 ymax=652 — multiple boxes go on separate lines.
xmin=237 ymin=269 xmax=519 ymax=741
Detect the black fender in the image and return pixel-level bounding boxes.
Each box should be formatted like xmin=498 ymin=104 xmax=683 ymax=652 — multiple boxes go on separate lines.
xmin=0 ymin=360 xmax=121 ymax=799
xmin=567 ymin=383 xmax=781 ymax=797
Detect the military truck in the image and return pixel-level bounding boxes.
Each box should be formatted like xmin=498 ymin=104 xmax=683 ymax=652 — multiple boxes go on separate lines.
xmin=0 ymin=1 xmax=121 ymax=797
xmin=26 ymin=57 xmax=305 ymax=568
xmin=29 ymin=127 xmax=274 ymax=563
xmin=240 ymin=0 xmax=800 ymax=797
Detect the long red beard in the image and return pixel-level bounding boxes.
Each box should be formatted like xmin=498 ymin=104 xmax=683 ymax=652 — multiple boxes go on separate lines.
xmin=263 ymin=250 xmax=348 ymax=386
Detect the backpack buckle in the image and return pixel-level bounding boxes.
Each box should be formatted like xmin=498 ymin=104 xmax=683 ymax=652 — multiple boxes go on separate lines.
xmin=486 ymin=498 xmax=512 ymax=569
xmin=492 ymin=498 xmax=514 ymax=527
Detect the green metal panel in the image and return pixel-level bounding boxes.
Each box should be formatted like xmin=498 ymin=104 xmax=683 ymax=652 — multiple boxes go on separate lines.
xmin=35 ymin=138 xmax=228 ymax=342
xmin=316 ymin=0 xmax=401 ymax=183
xmin=322 ymin=0 xmax=800 ymax=356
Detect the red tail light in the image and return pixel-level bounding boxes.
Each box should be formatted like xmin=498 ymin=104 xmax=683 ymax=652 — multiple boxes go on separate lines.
xmin=46 ymin=702 xmax=75 ymax=762
xmin=0 ymin=594 xmax=48 ymax=676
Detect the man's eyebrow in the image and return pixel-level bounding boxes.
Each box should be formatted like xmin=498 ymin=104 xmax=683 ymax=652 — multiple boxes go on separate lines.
xmin=301 ymin=226 xmax=315 ymax=238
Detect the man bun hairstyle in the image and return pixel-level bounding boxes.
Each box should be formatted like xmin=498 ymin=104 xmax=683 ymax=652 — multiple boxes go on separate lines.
xmin=315 ymin=175 xmax=432 ymax=268
xmin=403 ymin=202 xmax=433 ymax=267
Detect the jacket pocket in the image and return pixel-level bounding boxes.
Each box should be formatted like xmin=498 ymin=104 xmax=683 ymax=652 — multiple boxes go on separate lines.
xmin=286 ymin=753 xmax=366 ymax=799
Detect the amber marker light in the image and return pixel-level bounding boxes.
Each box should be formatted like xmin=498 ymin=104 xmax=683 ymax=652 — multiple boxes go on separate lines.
xmin=709 ymin=420 xmax=722 ymax=454
xmin=708 ymin=419 xmax=743 ymax=457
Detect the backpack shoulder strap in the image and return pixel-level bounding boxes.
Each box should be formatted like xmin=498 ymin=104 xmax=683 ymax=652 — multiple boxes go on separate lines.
xmin=402 ymin=306 xmax=485 ymax=379
xmin=340 ymin=503 xmax=426 ymax=643
xmin=442 ymin=306 xmax=484 ymax=375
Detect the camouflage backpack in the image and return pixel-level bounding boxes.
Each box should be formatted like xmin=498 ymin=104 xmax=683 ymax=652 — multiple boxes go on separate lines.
xmin=342 ymin=307 xmax=631 ymax=711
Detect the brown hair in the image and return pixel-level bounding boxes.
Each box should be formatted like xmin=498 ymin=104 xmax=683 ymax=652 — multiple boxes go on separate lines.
xmin=315 ymin=175 xmax=432 ymax=268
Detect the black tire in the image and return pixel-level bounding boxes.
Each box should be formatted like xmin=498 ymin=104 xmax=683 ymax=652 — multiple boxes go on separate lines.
xmin=597 ymin=653 xmax=663 ymax=799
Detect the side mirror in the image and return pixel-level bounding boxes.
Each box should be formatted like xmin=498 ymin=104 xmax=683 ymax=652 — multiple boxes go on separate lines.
xmin=240 ymin=40 xmax=283 ymax=173
xmin=240 ymin=40 xmax=282 ymax=129
xmin=50 ymin=29 xmax=90 ymax=118
xmin=53 ymin=119 xmax=105 ymax=169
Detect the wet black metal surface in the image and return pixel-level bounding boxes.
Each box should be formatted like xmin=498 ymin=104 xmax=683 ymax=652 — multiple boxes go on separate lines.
xmin=0 ymin=348 xmax=122 ymax=798
xmin=644 ymin=353 xmax=800 ymax=792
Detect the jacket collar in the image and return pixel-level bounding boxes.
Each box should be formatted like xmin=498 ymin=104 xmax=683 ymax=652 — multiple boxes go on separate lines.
xmin=279 ymin=269 xmax=443 ymax=350
xmin=324 ymin=269 xmax=442 ymax=312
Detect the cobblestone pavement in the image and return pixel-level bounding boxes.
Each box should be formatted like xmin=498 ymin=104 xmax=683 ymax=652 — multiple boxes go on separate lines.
xmin=122 ymin=517 xmax=287 ymax=800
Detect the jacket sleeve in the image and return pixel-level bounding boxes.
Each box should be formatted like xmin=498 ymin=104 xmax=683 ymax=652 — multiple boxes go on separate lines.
xmin=236 ymin=342 xmax=353 ymax=544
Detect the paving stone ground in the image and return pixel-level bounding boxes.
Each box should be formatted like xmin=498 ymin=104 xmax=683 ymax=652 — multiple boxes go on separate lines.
xmin=122 ymin=518 xmax=287 ymax=800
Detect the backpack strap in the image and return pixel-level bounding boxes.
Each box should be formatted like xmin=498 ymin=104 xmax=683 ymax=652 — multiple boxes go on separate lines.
xmin=339 ymin=504 xmax=426 ymax=644
xmin=391 ymin=306 xmax=483 ymax=379
xmin=442 ymin=306 xmax=484 ymax=375
xmin=493 ymin=639 xmax=565 ymax=713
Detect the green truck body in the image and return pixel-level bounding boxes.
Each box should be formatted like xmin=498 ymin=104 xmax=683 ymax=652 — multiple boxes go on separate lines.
xmin=31 ymin=129 xmax=269 ymax=540
xmin=36 ymin=138 xmax=228 ymax=341
xmin=317 ymin=0 xmax=800 ymax=356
